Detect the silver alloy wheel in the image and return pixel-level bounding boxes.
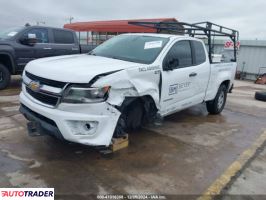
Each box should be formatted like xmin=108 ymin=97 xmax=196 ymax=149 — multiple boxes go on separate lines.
xmin=0 ymin=71 xmax=3 ymax=82
xmin=217 ymin=91 xmax=225 ymax=110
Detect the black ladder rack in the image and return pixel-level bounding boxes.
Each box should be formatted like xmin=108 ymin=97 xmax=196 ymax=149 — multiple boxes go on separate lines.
xmin=128 ymin=21 xmax=239 ymax=63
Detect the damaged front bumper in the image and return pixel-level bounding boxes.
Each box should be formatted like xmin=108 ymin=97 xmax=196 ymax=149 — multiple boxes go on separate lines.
xmin=19 ymin=92 xmax=121 ymax=146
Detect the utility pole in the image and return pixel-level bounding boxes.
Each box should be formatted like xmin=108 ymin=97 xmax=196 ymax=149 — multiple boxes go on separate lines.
xmin=68 ymin=16 xmax=74 ymax=24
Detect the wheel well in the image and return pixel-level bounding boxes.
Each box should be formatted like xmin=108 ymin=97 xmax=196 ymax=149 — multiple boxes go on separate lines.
xmin=118 ymin=95 xmax=158 ymax=122
xmin=140 ymin=95 xmax=158 ymax=117
xmin=0 ymin=54 xmax=14 ymax=74
xmin=221 ymin=80 xmax=230 ymax=91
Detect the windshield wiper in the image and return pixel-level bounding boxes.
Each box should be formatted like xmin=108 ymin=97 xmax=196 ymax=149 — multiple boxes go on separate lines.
xmin=109 ymin=56 xmax=120 ymax=60
xmin=88 ymin=51 xmax=97 ymax=56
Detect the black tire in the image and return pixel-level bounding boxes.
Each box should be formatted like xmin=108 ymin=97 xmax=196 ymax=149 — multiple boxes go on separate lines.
xmin=113 ymin=100 xmax=144 ymax=138
xmin=0 ymin=64 xmax=11 ymax=90
xmin=255 ymin=91 xmax=266 ymax=102
xmin=229 ymin=84 xmax=233 ymax=93
xmin=206 ymin=84 xmax=227 ymax=115
xmin=123 ymin=100 xmax=144 ymax=130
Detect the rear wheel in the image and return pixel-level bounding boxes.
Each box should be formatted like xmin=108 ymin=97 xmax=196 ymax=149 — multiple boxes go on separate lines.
xmin=0 ymin=64 xmax=11 ymax=90
xmin=206 ymin=84 xmax=227 ymax=115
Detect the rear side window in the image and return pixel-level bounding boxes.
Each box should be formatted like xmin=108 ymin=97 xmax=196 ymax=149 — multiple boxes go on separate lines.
xmin=166 ymin=40 xmax=193 ymax=68
xmin=53 ymin=30 xmax=74 ymax=44
xmin=192 ymin=40 xmax=206 ymax=65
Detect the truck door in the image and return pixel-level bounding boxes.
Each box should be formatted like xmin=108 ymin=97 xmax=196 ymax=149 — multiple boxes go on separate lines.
xmin=160 ymin=40 xmax=209 ymax=115
xmin=190 ymin=40 xmax=210 ymax=102
xmin=15 ymin=28 xmax=53 ymax=69
xmin=50 ymin=29 xmax=80 ymax=56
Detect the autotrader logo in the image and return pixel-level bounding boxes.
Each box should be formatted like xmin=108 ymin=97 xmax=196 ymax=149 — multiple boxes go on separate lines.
xmin=0 ymin=188 xmax=54 ymax=200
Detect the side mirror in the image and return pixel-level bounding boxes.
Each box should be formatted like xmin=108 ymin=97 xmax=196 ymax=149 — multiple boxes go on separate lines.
xmin=163 ymin=57 xmax=179 ymax=71
xmin=20 ymin=33 xmax=37 ymax=46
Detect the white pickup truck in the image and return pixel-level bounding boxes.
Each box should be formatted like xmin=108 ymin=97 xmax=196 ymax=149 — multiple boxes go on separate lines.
xmin=19 ymin=24 xmax=238 ymax=146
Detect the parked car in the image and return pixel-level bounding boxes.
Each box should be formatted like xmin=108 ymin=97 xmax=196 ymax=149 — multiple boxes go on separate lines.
xmin=19 ymin=30 xmax=237 ymax=146
xmin=0 ymin=25 xmax=95 ymax=89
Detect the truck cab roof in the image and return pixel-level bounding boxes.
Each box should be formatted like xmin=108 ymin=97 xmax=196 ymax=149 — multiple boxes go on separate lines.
xmin=24 ymin=25 xmax=75 ymax=32
xmin=122 ymin=33 xmax=200 ymax=41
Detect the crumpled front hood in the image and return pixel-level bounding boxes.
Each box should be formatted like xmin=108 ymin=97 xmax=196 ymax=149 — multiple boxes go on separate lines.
xmin=25 ymin=54 xmax=140 ymax=83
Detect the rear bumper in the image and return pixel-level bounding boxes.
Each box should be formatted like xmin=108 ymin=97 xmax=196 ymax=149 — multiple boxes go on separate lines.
xmin=19 ymin=91 xmax=121 ymax=146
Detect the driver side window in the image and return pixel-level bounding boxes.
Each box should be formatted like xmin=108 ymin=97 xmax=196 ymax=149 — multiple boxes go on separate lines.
xmin=164 ymin=40 xmax=192 ymax=70
xmin=23 ymin=28 xmax=49 ymax=44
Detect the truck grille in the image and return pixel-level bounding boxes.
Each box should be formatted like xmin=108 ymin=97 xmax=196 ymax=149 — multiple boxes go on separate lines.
xmin=25 ymin=71 xmax=67 ymax=88
xmin=26 ymin=87 xmax=59 ymax=107
xmin=24 ymin=71 xmax=66 ymax=107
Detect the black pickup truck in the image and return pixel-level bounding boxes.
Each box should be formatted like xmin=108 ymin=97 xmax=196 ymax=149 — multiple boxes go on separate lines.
xmin=0 ymin=25 xmax=95 ymax=89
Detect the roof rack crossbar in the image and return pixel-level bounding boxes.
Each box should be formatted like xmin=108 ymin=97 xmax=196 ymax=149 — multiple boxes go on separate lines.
xmin=192 ymin=21 xmax=239 ymax=38
xmin=129 ymin=21 xmax=238 ymax=38
xmin=128 ymin=21 xmax=239 ymax=63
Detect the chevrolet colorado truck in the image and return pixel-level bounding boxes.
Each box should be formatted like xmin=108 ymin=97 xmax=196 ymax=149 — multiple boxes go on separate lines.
xmin=0 ymin=25 xmax=94 ymax=89
xmin=19 ymin=22 xmax=238 ymax=147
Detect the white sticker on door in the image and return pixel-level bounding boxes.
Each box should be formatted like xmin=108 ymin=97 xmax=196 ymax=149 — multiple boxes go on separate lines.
xmin=144 ymin=41 xmax=163 ymax=49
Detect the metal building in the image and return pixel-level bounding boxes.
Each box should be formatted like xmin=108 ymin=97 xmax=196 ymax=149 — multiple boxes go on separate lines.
xmin=213 ymin=40 xmax=266 ymax=80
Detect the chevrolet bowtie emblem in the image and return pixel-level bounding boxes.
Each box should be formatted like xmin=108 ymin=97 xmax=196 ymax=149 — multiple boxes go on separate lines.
xmin=29 ymin=81 xmax=41 ymax=92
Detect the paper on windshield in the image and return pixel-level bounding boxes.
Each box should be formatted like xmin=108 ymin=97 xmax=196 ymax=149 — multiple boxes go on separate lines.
xmin=144 ymin=41 xmax=163 ymax=49
xmin=7 ymin=32 xmax=17 ymax=37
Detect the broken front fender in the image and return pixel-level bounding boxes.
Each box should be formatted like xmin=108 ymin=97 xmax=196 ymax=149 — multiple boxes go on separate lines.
xmin=92 ymin=65 xmax=162 ymax=108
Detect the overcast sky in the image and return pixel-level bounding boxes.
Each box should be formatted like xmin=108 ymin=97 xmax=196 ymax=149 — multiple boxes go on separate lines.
xmin=0 ymin=0 xmax=265 ymax=39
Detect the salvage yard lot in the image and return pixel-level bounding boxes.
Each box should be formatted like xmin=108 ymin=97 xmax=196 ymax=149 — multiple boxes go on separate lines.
xmin=0 ymin=77 xmax=265 ymax=199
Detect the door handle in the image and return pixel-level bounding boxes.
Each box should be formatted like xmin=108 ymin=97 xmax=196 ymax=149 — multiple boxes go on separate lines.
xmin=43 ymin=47 xmax=52 ymax=50
xmin=189 ymin=72 xmax=197 ymax=77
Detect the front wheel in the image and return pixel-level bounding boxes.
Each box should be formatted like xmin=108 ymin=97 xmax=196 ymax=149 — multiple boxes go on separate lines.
xmin=113 ymin=99 xmax=144 ymax=138
xmin=0 ymin=64 xmax=11 ymax=90
xmin=206 ymin=84 xmax=227 ymax=115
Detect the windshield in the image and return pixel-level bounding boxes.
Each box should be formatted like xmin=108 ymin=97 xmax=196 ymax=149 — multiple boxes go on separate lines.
xmin=0 ymin=27 xmax=24 ymax=39
xmin=90 ymin=35 xmax=169 ymax=64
